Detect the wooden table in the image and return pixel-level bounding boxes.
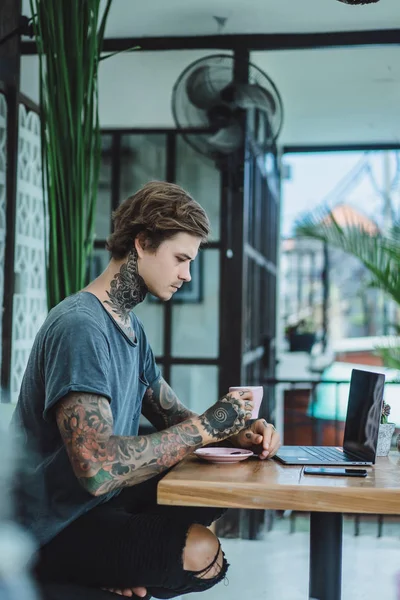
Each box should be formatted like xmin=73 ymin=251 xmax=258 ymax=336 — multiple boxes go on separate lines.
xmin=158 ymin=453 xmax=400 ymax=600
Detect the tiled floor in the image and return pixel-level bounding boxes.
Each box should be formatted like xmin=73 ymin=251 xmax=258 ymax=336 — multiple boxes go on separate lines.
xmin=186 ymin=515 xmax=400 ymax=600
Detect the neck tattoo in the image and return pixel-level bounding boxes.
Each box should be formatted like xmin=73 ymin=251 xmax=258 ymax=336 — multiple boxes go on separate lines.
xmin=104 ymin=248 xmax=148 ymax=324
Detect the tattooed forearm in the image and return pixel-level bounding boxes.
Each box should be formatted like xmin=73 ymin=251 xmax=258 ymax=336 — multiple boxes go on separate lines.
xmin=142 ymin=377 xmax=197 ymax=430
xmin=56 ymin=392 xmax=207 ymax=496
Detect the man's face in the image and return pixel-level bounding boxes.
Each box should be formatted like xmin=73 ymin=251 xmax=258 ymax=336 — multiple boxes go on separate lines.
xmin=136 ymin=232 xmax=201 ymax=301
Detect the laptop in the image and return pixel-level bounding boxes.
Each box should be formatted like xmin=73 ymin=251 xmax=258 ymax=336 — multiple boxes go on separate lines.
xmin=274 ymin=368 xmax=386 ymax=466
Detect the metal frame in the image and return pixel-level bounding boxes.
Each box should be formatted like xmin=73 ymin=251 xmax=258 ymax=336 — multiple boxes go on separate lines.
xmin=21 ymin=28 xmax=400 ymax=55
xmin=283 ymin=143 xmax=400 ymax=153
xmin=217 ymin=48 xmax=282 ymax=541
xmin=0 ymin=0 xmax=22 ymax=403
xmin=218 ymin=48 xmax=249 ymax=395
xmin=94 ymin=129 xmax=224 ymax=387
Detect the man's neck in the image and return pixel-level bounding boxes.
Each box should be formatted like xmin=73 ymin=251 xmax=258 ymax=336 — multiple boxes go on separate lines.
xmin=84 ymin=249 xmax=148 ymax=328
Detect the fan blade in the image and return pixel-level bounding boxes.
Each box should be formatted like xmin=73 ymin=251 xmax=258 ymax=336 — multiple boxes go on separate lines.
xmin=233 ymin=84 xmax=277 ymax=115
xmin=186 ymin=65 xmax=229 ymax=110
xmin=206 ymin=122 xmax=243 ymax=154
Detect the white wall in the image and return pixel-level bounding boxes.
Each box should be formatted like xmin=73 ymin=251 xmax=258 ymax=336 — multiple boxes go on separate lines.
xmin=20 ymin=50 xmax=228 ymax=128
xmin=20 ymin=56 xmax=40 ymax=106
xmin=20 ymin=45 xmax=400 ymax=146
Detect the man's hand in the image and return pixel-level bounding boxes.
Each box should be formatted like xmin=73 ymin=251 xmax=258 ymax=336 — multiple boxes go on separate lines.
xmin=233 ymin=419 xmax=281 ymax=459
xmin=198 ymin=390 xmax=254 ymax=443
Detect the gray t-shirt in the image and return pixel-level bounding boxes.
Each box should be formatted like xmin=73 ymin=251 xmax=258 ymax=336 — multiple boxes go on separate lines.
xmin=11 ymin=291 xmax=160 ymax=546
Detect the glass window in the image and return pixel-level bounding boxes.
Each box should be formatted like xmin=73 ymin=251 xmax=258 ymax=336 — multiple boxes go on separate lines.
xmin=120 ymin=134 xmax=166 ymax=201
xmin=96 ymin=135 xmax=113 ymax=239
xmin=133 ymin=295 xmax=164 ymax=357
xmin=170 ymin=365 xmax=218 ymax=415
xmin=176 ymin=136 xmax=220 ymax=242
xmin=139 ymin=364 xmax=164 ymax=432
xmin=171 ymin=249 xmax=219 ymax=358
xmin=88 ymin=248 xmax=109 ymax=281
xmin=281 ymin=150 xmax=400 ymax=340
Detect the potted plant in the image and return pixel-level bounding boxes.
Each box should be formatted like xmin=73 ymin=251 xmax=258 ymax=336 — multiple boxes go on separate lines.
xmin=377 ymin=400 xmax=396 ymax=457
xmin=286 ymin=318 xmax=317 ymax=353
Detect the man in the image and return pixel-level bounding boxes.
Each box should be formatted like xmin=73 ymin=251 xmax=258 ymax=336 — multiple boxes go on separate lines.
xmin=12 ymin=181 xmax=281 ymax=599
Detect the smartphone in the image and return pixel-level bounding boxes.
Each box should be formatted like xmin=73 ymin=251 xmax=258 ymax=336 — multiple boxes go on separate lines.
xmin=303 ymin=467 xmax=368 ymax=478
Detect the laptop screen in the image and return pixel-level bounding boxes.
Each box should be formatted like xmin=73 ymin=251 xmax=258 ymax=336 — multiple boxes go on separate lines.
xmin=343 ymin=369 xmax=386 ymax=461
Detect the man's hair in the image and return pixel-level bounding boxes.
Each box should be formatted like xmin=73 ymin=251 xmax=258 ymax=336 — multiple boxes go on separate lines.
xmin=106 ymin=181 xmax=210 ymax=260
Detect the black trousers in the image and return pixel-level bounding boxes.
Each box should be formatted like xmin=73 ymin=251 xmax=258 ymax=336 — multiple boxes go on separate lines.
xmin=35 ymin=473 xmax=229 ymax=599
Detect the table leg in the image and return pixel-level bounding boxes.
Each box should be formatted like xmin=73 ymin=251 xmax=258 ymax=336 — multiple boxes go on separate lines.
xmin=309 ymin=512 xmax=343 ymax=600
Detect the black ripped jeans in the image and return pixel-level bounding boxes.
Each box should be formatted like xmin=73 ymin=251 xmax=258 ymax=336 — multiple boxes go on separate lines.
xmin=35 ymin=473 xmax=229 ymax=599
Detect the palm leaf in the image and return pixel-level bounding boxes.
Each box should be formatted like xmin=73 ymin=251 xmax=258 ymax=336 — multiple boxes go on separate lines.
xmin=295 ymin=206 xmax=400 ymax=306
xmin=375 ymin=345 xmax=400 ymax=372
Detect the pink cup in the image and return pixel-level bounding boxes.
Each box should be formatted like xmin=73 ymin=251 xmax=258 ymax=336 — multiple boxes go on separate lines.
xmin=229 ymin=386 xmax=263 ymax=419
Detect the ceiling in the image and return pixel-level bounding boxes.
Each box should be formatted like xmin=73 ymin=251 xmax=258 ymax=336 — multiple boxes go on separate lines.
xmin=252 ymin=45 xmax=400 ymax=146
xmin=20 ymin=0 xmax=400 ymax=146
xmin=21 ymin=0 xmax=399 ymax=39
xmin=101 ymin=0 xmax=399 ymax=38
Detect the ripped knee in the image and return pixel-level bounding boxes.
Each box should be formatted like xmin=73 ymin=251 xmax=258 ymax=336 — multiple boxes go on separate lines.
xmin=194 ymin=542 xmax=224 ymax=580
xmin=183 ymin=523 xmax=225 ymax=579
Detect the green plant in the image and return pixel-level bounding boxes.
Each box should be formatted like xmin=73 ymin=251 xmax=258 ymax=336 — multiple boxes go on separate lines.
xmin=377 ymin=345 xmax=400 ymax=371
xmin=30 ymin=0 xmax=112 ymax=310
xmin=381 ymin=400 xmax=391 ymax=425
xmin=286 ymin=317 xmax=316 ymax=336
xmin=295 ymin=206 xmax=400 ymax=369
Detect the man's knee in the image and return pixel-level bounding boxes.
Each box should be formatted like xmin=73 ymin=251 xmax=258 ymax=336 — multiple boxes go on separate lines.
xmin=182 ymin=523 xmax=224 ymax=579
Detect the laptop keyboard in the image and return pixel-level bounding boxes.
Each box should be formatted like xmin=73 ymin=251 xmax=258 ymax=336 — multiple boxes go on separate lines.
xmin=299 ymin=447 xmax=357 ymax=462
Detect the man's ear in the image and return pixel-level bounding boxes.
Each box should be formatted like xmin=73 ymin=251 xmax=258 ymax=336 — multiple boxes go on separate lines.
xmin=134 ymin=232 xmax=148 ymax=258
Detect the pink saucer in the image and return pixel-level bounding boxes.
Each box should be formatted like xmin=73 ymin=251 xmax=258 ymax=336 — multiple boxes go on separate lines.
xmin=194 ymin=448 xmax=254 ymax=464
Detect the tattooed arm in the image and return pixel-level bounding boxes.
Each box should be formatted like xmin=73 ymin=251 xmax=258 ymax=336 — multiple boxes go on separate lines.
xmin=141 ymin=376 xmax=197 ymax=430
xmin=55 ymin=389 xmax=253 ymax=497
xmin=142 ymin=377 xmax=248 ymax=449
